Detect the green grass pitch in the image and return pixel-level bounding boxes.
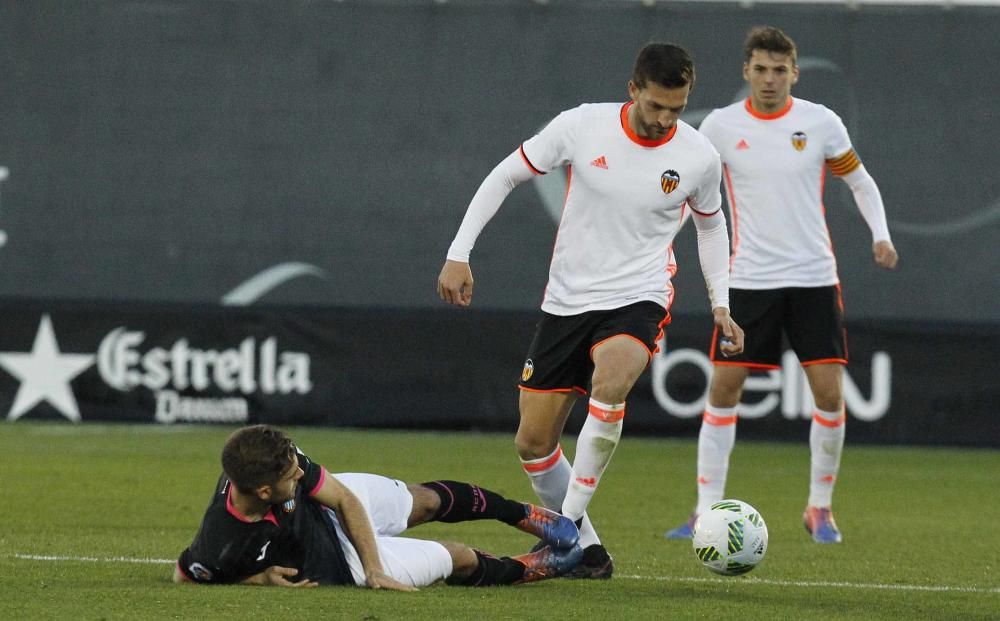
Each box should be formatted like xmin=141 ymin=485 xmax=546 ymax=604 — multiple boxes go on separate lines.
xmin=1 ymin=423 xmax=997 ymax=620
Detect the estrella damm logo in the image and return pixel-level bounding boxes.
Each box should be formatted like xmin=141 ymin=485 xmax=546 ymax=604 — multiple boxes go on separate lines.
xmin=660 ymin=169 xmax=680 ymax=194
xmin=791 ymin=131 xmax=807 ymax=151
xmin=521 ymin=359 xmax=534 ymax=382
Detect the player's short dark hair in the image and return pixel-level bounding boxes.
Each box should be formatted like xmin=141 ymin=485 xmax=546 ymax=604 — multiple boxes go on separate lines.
xmin=744 ymin=26 xmax=797 ymax=65
xmin=632 ymin=43 xmax=696 ymax=90
xmin=221 ymin=424 xmax=296 ymax=494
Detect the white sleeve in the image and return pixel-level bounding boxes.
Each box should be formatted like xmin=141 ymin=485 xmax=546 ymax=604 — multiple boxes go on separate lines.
xmin=840 ymin=165 xmax=891 ymax=243
xmin=446 ymin=149 xmax=537 ymax=262
xmin=692 ymin=208 xmax=731 ymax=310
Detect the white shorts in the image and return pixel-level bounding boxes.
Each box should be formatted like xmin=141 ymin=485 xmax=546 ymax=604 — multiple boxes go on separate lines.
xmin=325 ymin=472 xmax=453 ymax=588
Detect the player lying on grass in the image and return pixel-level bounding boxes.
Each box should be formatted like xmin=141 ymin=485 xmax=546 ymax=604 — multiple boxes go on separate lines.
xmin=174 ymin=424 xmax=582 ymax=590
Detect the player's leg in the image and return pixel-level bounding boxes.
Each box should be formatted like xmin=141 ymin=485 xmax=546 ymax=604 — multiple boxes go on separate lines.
xmin=802 ymin=362 xmax=846 ymax=542
xmin=664 ymin=367 xmax=746 ymax=540
xmin=788 ymin=285 xmax=848 ymax=543
xmin=516 ymin=390 xmax=598 ymax=547
xmin=407 ymin=481 xmax=579 ymax=549
xmin=666 ymin=289 xmax=784 ymax=540
xmin=515 ymin=311 xmax=603 ymax=550
xmin=561 ymin=335 xmax=647 ymax=524
xmin=327 ymin=509 xmax=579 ymax=587
xmin=562 ymin=302 xmax=665 ymax=577
xmin=440 ymin=540 xmax=583 ymax=586
xmin=697 ymin=365 xmax=747 ymax=512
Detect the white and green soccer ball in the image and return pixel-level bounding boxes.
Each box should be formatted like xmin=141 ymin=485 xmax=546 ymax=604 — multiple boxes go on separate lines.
xmin=692 ymin=499 xmax=768 ymax=576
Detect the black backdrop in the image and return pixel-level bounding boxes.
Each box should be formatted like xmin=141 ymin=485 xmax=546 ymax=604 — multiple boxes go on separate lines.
xmin=0 ymin=0 xmax=997 ymax=324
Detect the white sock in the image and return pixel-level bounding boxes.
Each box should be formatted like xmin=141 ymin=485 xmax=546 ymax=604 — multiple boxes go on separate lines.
xmin=561 ymin=399 xmax=624 ymax=524
xmin=695 ymin=405 xmax=738 ymax=515
xmin=808 ymin=407 xmax=846 ymax=508
xmin=520 ymin=444 xmax=601 ymax=547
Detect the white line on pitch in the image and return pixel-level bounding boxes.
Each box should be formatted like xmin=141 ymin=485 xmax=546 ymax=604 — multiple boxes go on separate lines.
xmin=13 ymin=554 xmax=174 ymax=565
xmin=9 ymin=555 xmax=998 ymax=594
xmin=619 ymin=573 xmax=1000 ymax=594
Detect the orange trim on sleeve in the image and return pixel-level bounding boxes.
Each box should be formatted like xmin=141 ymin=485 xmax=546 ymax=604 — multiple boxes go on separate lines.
xmin=521 ymin=445 xmax=563 ymax=473
xmin=744 ymin=96 xmax=793 ymax=120
xmin=620 ymin=101 xmax=677 ymax=147
xmin=826 ymin=149 xmax=861 ymax=176
xmin=813 ymin=412 xmax=846 ymax=428
xmin=519 ymin=144 xmax=545 ymax=175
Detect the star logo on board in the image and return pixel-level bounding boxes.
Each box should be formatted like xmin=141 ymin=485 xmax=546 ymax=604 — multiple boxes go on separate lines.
xmin=0 ymin=314 xmax=95 ymax=422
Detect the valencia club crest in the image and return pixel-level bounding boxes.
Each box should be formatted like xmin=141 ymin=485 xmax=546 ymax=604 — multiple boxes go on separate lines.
xmin=660 ymin=169 xmax=680 ymax=194
xmin=791 ymin=131 xmax=807 ymax=151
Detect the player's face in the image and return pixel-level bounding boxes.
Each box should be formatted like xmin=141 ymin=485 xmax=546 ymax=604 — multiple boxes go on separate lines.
xmin=627 ymin=80 xmax=690 ymax=139
xmin=265 ymin=454 xmax=304 ymax=503
xmin=744 ymin=50 xmax=799 ymax=113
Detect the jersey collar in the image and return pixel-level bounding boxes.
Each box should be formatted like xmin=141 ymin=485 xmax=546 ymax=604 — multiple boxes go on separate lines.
xmin=226 ymin=485 xmax=280 ymax=526
xmin=620 ymin=101 xmax=677 ymax=147
xmin=744 ymin=96 xmax=793 ymax=120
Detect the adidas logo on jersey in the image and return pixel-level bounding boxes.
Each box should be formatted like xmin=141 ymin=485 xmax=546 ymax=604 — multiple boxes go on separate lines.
xmin=590 ymin=155 xmax=608 ymax=169
xmin=736 ymin=139 xmax=750 ymax=150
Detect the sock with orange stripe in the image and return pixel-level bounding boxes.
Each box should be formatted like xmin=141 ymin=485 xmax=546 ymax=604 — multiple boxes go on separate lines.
xmin=561 ymin=399 xmax=624 ymax=522
xmin=808 ymin=407 xmax=846 ymax=507
xmin=695 ymin=404 xmax=738 ymax=515
xmin=520 ymin=445 xmax=601 ymax=547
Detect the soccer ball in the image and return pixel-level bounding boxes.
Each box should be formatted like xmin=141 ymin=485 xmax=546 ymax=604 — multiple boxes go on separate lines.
xmin=691 ymin=499 xmax=768 ymax=576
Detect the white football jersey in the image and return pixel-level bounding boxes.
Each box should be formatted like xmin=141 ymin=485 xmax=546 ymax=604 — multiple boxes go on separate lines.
xmin=699 ymin=97 xmax=861 ymax=289
xmin=521 ymin=102 xmax=722 ymax=315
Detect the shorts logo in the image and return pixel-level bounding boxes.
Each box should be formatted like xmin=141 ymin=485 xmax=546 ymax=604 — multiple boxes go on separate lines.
xmin=521 ymin=359 xmax=534 ymax=382
xmin=660 ymin=169 xmax=680 ymax=194
xmin=188 ymin=562 xmax=213 ymax=581
xmin=791 ymin=131 xmax=807 ymax=151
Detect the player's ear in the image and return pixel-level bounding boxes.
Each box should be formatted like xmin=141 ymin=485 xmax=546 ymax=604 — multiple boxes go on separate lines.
xmin=791 ymin=64 xmax=800 ymax=84
xmin=627 ymin=80 xmax=639 ymax=101
xmin=742 ymin=62 xmax=750 ymax=82
xmin=255 ymin=484 xmax=274 ymax=502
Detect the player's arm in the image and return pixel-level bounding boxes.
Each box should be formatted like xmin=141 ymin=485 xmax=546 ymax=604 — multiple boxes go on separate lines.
xmin=438 ymin=148 xmax=537 ymax=306
xmin=826 ymin=149 xmax=899 ymax=270
xmin=689 ymin=151 xmax=743 ymax=356
xmin=311 ymin=473 xmax=418 ymax=592
xmin=692 ymin=209 xmax=744 ymax=357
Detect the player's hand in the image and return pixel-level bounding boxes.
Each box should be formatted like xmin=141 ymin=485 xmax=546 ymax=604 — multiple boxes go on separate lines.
xmin=873 ymin=240 xmax=898 ymax=270
xmin=712 ymin=307 xmax=744 ymax=357
xmin=437 ymin=259 xmax=474 ymax=307
xmin=365 ymin=568 xmax=418 ymax=592
xmin=258 ymin=566 xmax=318 ymax=587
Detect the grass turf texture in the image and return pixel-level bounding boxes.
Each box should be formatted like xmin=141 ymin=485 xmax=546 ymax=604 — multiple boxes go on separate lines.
xmin=1 ymin=423 xmax=997 ymax=620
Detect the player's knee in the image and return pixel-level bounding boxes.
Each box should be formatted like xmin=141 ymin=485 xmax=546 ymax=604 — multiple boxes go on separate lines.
xmin=514 ymin=430 xmax=557 ymax=461
xmin=589 ymin=374 xmax=635 ymax=404
xmin=439 ymin=541 xmax=477 ymax=579
xmin=407 ymin=484 xmax=440 ymax=527
xmin=813 ymin=392 xmax=843 ymax=413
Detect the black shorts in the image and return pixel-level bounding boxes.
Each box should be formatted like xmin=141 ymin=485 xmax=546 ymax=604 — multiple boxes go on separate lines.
xmin=518 ymin=301 xmax=670 ymax=394
xmin=710 ymin=286 xmax=848 ymax=369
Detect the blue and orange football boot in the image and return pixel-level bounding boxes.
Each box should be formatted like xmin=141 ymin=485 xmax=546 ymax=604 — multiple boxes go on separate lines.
xmin=516 ymin=504 xmax=580 ymax=550
xmin=513 ymin=544 xmax=584 ymax=583
xmin=803 ymin=506 xmax=843 ymax=543
xmin=663 ymin=512 xmax=699 ymax=540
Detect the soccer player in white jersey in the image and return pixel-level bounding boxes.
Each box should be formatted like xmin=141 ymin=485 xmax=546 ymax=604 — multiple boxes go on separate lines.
xmin=664 ymin=26 xmax=898 ymax=544
xmin=439 ymin=43 xmax=744 ymax=578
